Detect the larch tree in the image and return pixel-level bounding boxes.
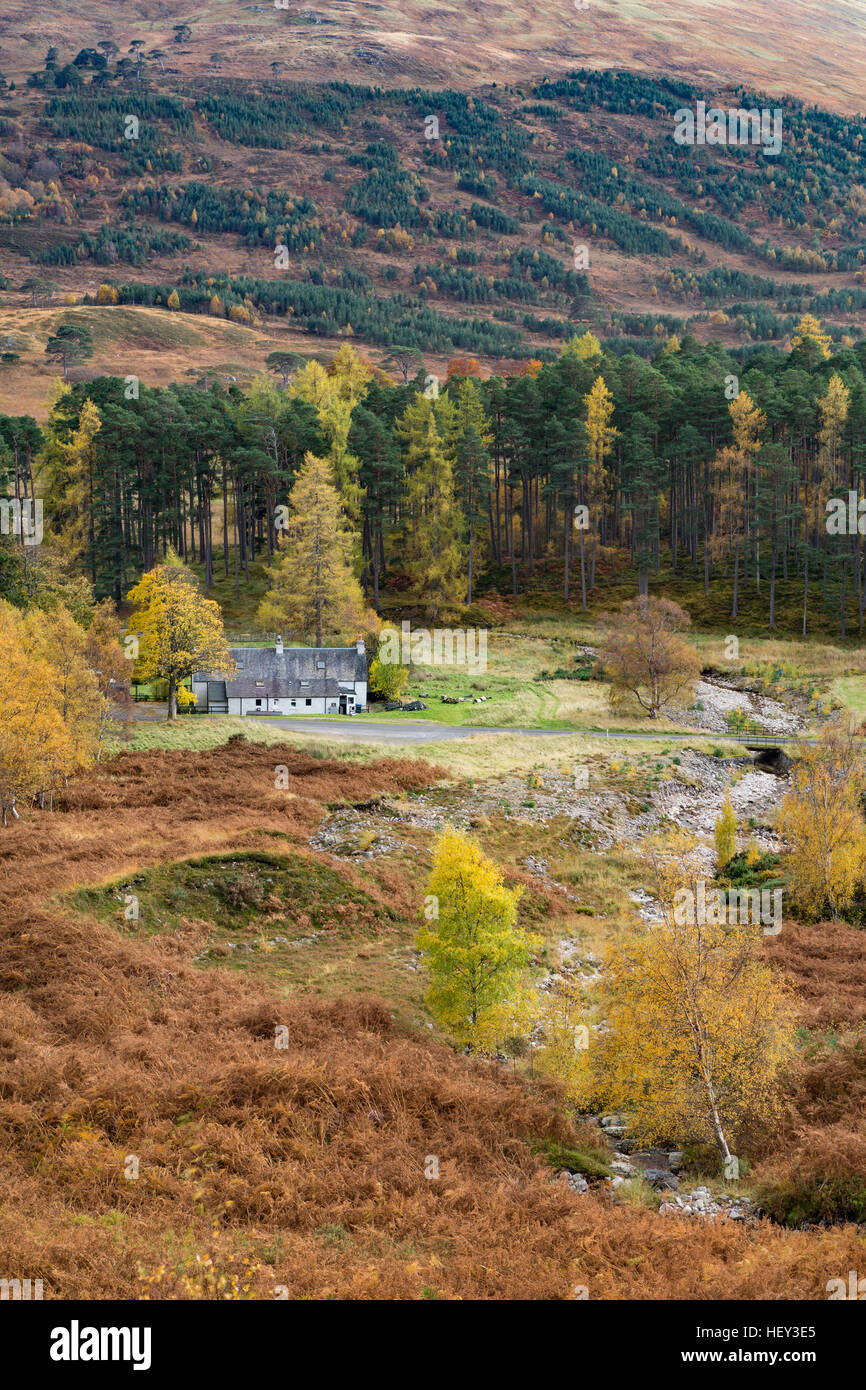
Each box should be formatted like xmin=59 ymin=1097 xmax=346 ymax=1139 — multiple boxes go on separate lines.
xmin=583 ymin=374 xmax=618 ymax=591
xmin=257 ymin=452 xmax=377 ymax=647
xmin=397 ymin=395 xmax=465 ymax=622
xmin=290 ymin=346 xmax=371 ymax=522
xmin=417 ymin=827 xmax=540 ymax=1049
xmin=817 ymin=374 xmax=854 ymax=635
xmin=40 ymin=397 xmax=102 ymax=581
xmin=127 ymin=550 xmax=235 ymax=720
xmin=726 ymin=390 xmax=766 ymax=618
xmin=791 ymin=313 xmax=832 ymax=369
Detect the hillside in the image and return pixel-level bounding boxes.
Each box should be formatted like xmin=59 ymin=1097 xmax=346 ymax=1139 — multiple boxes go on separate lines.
xmin=0 ymin=304 xmax=357 ymax=420
xmin=2 ymin=735 xmax=865 ymax=1300
xmin=2 ymin=60 xmax=866 ymax=374
xmin=0 ymin=1 xmax=864 ymax=112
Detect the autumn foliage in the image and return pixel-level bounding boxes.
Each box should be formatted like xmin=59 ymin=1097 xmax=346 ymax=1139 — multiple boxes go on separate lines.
xmin=599 ymin=596 xmax=701 ymax=718
xmin=0 ymin=741 xmax=863 ymax=1299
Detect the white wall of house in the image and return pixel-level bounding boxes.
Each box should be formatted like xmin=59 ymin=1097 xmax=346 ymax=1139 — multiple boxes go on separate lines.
xmin=227 ymin=695 xmax=341 ymax=716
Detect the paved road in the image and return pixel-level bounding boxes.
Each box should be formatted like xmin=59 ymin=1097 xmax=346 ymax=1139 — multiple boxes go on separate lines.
xmin=131 ymin=706 xmax=801 ymax=748
xmin=257 ymin=718 xmax=576 ymax=743
xmin=256 ymin=718 xmax=745 ymax=745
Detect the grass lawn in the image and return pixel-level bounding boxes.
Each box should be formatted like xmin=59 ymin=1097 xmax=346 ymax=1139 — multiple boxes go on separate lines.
xmin=833 ymin=675 xmax=866 ymax=720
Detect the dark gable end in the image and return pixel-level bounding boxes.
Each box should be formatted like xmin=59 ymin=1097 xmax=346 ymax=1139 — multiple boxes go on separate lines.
xmin=223 ymin=678 xmax=341 ymax=699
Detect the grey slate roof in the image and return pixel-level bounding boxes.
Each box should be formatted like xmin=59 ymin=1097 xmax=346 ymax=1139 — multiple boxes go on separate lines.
xmin=224 ymin=678 xmax=341 ymax=699
xmin=195 ymin=645 xmax=367 ymax=688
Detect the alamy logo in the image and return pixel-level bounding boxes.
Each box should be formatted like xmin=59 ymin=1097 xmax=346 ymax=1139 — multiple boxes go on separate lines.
xmin=0 ymin=1277 xmax=43 ymax=1300
xmin=827 ymin=1270 xmax=866 ymax=1300
xmin=379 ymin=620 xmax=488 ymax=674
xmin=826 ymin=491 xmax=866 ymax=535
xmin=50 ymin=1321 xmax=152 ymax=1371
xmin=673 ymin=882 xmax=782 ymax=936
xmin=0 ymin=498 xmax=43 ymax=546
xmin=674 ymin=101 xmax=783 ymax=156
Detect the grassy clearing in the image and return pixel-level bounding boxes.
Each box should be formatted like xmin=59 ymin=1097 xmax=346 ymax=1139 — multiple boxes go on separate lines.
xmin=117 ymin=716 xmax=293 ymax=753
xmin=383 ymin=732 xmax=739 ymax=780
xmin=0 ymin=305 xmax=292 ymax=422
xmin=67 ymin=847 xmax=433 ymax=1022
xmin=833 ymin=675 xmax=866 ymax=720
xmin=363 ymin=619 xmax=862 ymax=729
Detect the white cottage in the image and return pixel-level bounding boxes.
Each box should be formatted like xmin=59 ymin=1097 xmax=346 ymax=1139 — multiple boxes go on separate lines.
xmin=193 ymin=637 xmax=368 ymax=716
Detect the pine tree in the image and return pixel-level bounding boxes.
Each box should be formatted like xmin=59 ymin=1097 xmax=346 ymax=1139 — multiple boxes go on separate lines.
xmin=440 ymin=378 xmax=491 ymax=604
xmin=349 ymin=405 xmax=402 ymax=606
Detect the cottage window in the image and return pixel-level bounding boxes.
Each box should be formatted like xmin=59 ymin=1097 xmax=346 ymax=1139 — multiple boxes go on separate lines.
xmin=305 ymin=698 xmax=312 ymax=707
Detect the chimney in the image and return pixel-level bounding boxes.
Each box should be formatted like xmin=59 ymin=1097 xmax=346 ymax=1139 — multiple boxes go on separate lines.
xmin=356 ymin=638 xmax=365 ymax=657
xmin=275 ymin=635 xmax=283 ymax=656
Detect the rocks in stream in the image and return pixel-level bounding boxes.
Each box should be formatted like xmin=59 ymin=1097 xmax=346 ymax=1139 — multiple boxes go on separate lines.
xmin=659 ymin=1186 xmax=757 ymax=1222
xmin=569 ymin=1119 xmax=759 ymax=1223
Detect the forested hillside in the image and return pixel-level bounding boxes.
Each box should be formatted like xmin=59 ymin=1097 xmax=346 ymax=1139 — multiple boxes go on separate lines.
xmin=1 ymin=58 xmax=866 ymax=371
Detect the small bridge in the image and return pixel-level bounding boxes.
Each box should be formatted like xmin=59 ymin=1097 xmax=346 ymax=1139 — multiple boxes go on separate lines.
xmin=726 ymin=731 xmax=792 ymax=750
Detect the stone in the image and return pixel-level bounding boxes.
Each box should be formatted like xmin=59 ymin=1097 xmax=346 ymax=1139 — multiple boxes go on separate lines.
xmin=643 ymin=1169 xmax=680 ymax=1190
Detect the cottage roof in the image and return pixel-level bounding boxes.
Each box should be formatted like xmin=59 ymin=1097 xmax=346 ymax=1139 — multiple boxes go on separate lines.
xmin=195 ymin=645 xmax=367 ymax=687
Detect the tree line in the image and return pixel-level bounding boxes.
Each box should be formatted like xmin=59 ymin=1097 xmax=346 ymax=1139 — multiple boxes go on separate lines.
xmin=4 ymin=319 xmax=866 ymax=634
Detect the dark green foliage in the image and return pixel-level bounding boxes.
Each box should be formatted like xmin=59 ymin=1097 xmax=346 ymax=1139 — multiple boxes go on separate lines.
xmin=37 ymin=223 xmax=191 ymax=267
xmin=122 ymin=181 xmax=320 ymax=251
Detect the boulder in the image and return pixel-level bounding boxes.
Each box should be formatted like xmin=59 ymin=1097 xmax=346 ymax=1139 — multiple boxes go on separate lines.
xmin=643 ymin=1169 xmax=680 ymax=1190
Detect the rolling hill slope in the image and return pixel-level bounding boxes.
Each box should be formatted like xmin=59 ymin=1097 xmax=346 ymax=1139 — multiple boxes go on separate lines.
xmin=0 ymin=1 xmax=864 ymax=112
